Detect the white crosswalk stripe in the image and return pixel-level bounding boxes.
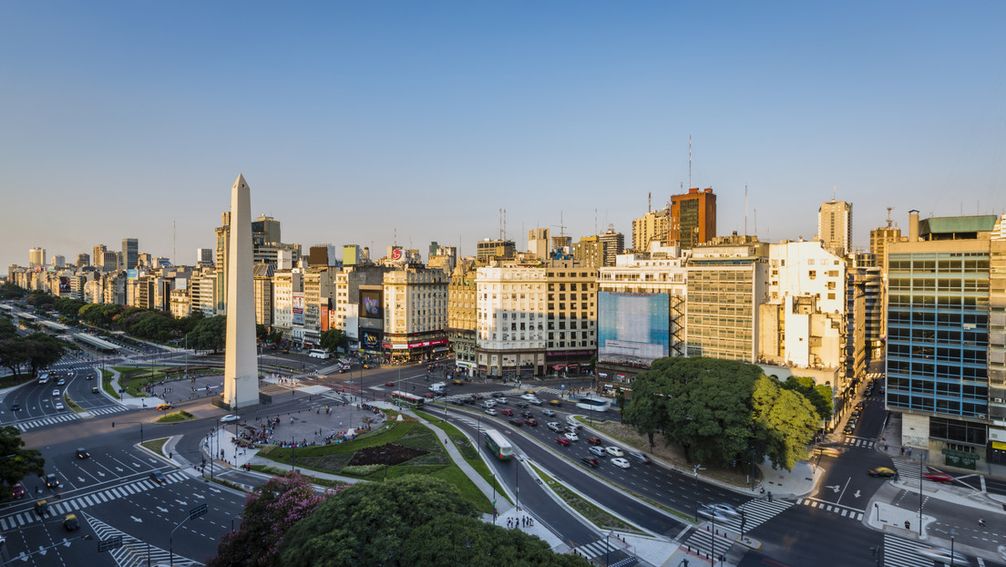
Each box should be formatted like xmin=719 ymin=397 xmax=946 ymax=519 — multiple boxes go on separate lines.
xmin=891 ymin=458 xmax=922 ymax=483
xmin=88 ymin=405 xmax=127 ymax=416
xmin=683 ymin=527 xmax=733 ymax=559
xmin=15 ymin=412 xmax=79 ymax=432
xmin=716 ymin=498 xmax=793 ymax=533
xmin=573 ymin=539 xmax=618 ymax=559
xmin=795 ymin=497 xmax=865 ymax=521
xmin=0 ymin=471 xmax=188 ymax=532
xmin=883 ymin=533 xmax=932 ymax=567
xmin=84 ymin=511 xmax=202 ymax=567
xmin=843 ymin=436 xmax=876 ymax=449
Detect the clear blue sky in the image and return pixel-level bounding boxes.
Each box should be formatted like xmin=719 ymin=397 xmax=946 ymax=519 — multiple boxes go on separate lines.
xmin=2 ymin=1 xmax=1004 ymax=270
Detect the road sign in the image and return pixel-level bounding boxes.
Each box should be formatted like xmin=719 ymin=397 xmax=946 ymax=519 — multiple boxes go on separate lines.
xmin=188 ymin=503 xmax=208 ymax=520
xmin=97 ymin=536 xmax=123 ymax=552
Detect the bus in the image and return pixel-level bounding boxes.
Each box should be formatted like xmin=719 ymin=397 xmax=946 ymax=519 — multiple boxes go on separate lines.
xmin=575 ymin=395 xmax=611 ymax=412
xmin=483 ymin=429 xmax=514 ymax=461
xmin=308 ymin=349 xmax=331 ymax=359
xmin=390 ymin=390 xmax=425 ymax=407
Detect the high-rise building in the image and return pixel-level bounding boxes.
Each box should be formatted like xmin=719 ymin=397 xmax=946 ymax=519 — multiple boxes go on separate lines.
xmin=215 ymin=212 xmax=230 ymax=314
xmin=545 ymin=260 xmax=598 ymax=374
xmin=253 ymin=263 xmax=275 ymax=327
xmin=308 ymin=245 xmax=336 ymax=267
xmin=573 ymin=235 xmax=602 ymax=268
xmin=28 ymin=247 xmax=46 ymax=268
xmin=818 ymin=199 xmax=853 ymax=256
xmin=476 ymin=239 xmax=516 ymax=265
xmin=686 ymin=235 xmax=768 ymax=361
xmin=343 ymin=244 xmax=362 ymax=267
xmin=598 ymin=226 xmax=625 ymax=267
xmin=196 ymin=248 xmax=214 ymax=266
xmin=251 ymin=215 xmax=281 ymax=246
xmin=383 ymin=266 xmax=449 ymax=362
xmin=51 ymin=255 xmax=66 ymax=268
xmin=527 ymin=228 xmax=550 ymax=259
xmin=669 ymin=187 xmax=717 ymax=249
xmin=886 ymin=212 xmax=1001 ymax=470
xmin=632 ymin=209 xmax=670 ymax=252
xmin=448 ymin=259 xmax=478 ymax=375
xmin=302 ymin=267 xmax=336 ymax=346
xmin=476 ymin=265 xmax=547 ymax=378
xmin=121 ymin=238 xmax=139 ymax=270
xmin=76 ymin=253 xmax=90 ymax=267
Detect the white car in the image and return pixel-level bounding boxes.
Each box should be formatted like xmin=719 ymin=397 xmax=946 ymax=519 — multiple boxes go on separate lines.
xmin=564 ymin=431 xmax=579 ymax=442
xmin=52 ymin=389 xmax=61 ymax=397
xmin=219 ymin=414 xmax=241 ymax=423
xmin=484 ymin=408 xmax=497 ymax=416
xmin=605 ymin=446 xmax=624 ymax=457
xmin=527 ymin=397 xmax=543 ymax=405
xmin=54 ymin=402 xmax=65 ymax=411
xmin=547 ymin=422 xmax=562 ymax=432
xmin=520 ymin=393 xmax=537 ymax=401
xmin=610 ymin=457 xmax=631 ymax=469
xmin=589 ymin=446 xmax=607 ymax=457
xmin=704 ymin=503 xmax=739 ymax=517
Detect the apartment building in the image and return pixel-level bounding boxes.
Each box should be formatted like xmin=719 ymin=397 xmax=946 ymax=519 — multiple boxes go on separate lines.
xmin=383 ymin=266 xmax=449 ymax=362
xmin=303 ymin=267 xmax=336 ymax=347
xmin=272 ymin=269 xmax=303 ymax=333
xmin=448 ymin=260 xmax=478 ymax=375
xmin=253 ymin=263 xmax=274 ymax=327
xmin=476 ymin=265 xmax=547 ymax=378
xmin=545 ymin=261 xmax=597 ymax=375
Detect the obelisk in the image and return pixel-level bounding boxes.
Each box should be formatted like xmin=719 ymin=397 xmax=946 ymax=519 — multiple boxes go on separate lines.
xmin=222 ymin=174 xmax=259 ymax=409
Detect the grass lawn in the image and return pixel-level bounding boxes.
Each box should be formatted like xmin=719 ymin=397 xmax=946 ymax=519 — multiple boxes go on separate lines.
xmin=260 ymin=414 xmax=494 ymax=513
xmin=529 ymin=463 xmax=641 ymax=533
xmin=63 ymin=394 xmax=83 ymax=413
xmin=248 ymin=464 xmax=350 ymax=489
xmin=112 ymin=366 xmax=173 ymax=397
xmin=156 ymin=410 xmax=194 ymax=423
xmin=415 ymin=409 xmax=511 ymax=505
xmin=140 ymin=437 xmax=170 ymax=457
xmin=100 ymin=369 xmax=120 ymax=399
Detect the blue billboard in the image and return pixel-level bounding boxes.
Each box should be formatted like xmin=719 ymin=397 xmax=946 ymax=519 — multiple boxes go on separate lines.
xmin=598 ymin=292 xmax=669 ymax=367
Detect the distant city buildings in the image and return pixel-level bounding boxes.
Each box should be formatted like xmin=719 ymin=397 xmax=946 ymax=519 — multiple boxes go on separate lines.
xmin=818 ymin=199 xmax=853 ymax=256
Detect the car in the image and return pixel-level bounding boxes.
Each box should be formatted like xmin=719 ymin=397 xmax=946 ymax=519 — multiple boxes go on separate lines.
xmin=11 ymin=484 xmax=26 ymax=499
xmin=494 ymin=397 xmax=508 ymax=405
xmin=629 ymin=451 xmax=652 ymax=464
xmin=85 ymin=374 xmax=93 ymax=381
xmin=509 ymin=418 xmax=524 ymax=427
xmin=610 ymin=457 xmax=631 ymax=469
xmin=492 ymin=392 xmax=505 ymax=398
xmin=548 ymin=399 xmax=562 ymax=407
xmin=525 ymin=418 xmax=538 ymax=427
xmin=9 ymin=403 xmax=19 ymax=412
xmin=517 ymin=402 xmax=529 ymax=409
xmin=149 ymin=470 xmax=167 ymax=484
xmin=45 ymin=474 xmax=60 ymax=489
xmin=580 ymin=457 xmax=600 ymax=468
xmin=527 ymin=397 xmax=543 ymax=405
xmin=385 ymin=382 xmax=395 ymax=387
xmin=52 ymin=389 xmax=61 ymax=397
xmin=63 ymin=513 xmax=80 ymax=531
xmin=520 ymin=393 xmax=537 ymax=402
xmin=75 ymin=448 xmax=90 ymax=460
xmin=219 ymin=414 xmax=241 ymax=423
xmin=53 ymin=402 xmax=65 ymax=411
xmin=156 ymin=403 xmax=173 ymax=411
xmin=521 ymin=410 xmax=533 ymax=418
xmin=917 ymin=546 xmax=969 ymax=565
xmin=542 ymin=409 xmax=556 ymax=417
xmin=56 ymin=378 xmax=65 ymax=386
xmin=484 ymin=408 xmax=497 ymax=416
xmin=556 ymin=436 xmax=571 ymax=447
xmin=501 ymin=408 xmax=514 ymax=417
xmin=606 ymin=446 xmax=625 ymax=457
xmin=423 ymin=392 xmax=435 ymax=399
xmin=91 ymin=386 xmax=100 ymax=394
xmin=868 ymin=466 xmax=897 ymax=478
xmin=704 ymin=503 xmax=740 ymax=517
xmin=547 ymin=422 xmax=562 ymax=432
xmin=564 ymin=431 xmax=579 ymax=442
xmin=697 ymin=506 xmax=735 ymax=522
xmin=586 ymin=436 xmax=603 ymax=446
xmin=589 ymin=446 xmax=607 ymax=457
xmin=37 ymin=374 xmax=50 ymax=384
xmin=923 ymin=471 xmax=955 ymax=484
xmin=34 ymin=499 xmax=48 ymax=517
xmin=482 ymin=400 xmax=496 ymax=409
xmin=452 ymin=379 xmax=463 ymax=385
xmin=814 ymin=446 xmax=843 ymax=458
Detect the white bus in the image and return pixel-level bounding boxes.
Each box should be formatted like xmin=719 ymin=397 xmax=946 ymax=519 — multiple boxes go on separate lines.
xmin=576 ymin=395 xmax=611 ymax=412
xmin=307 ymin=349 xmax=331 ymax=359
xmin=483 ymin=429 xmax=514 ymax=461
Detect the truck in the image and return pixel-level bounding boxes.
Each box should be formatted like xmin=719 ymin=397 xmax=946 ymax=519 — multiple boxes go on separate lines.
xmin=429 ymin=382 xmax=447 ymax=394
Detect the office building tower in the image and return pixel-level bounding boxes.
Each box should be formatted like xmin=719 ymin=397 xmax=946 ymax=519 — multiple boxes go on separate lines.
xmin=51 ymin=255 xmax=66 ymax=268
xmin=476 ymin=265 xmax=547 ymax=378
xmin=818 ymin=199 xmax=853 ymax=256
xmin=121 ymin=238 xmax=139 ymax=270
xmin=669 ymin=187 xmax=717 ymax=249
xmin=632 ymin=209 xmax=670 ymax=252
xmin=429 ymin=241 xmax=441 ymax=260
xmin=251 ymin=215 xmax=281 ymax=246
xmin=28 ymin=247 xmax=46 ymax=268
xmin=598 ymin=226 xmax=625 ymax=267
xmin=545 ymin=260 xmax=598 ymax=373
xmin=308 ymin=245 xmax=336 ymax=267
xmin=343 ymin=245 xmax=362 ymax=267
xmin=215 ymin=212 xmax=231 ymax=314
xmin=476 ymin=239 xmax=516 ymax=265
xmin=527 ymin=228 xmax=550 ymax=259
xmin=573 ymin=235 xmax=602 ymax=268
xmin=383 ymin=266 xmax=449 ymax=362
xmin=196 ymin=248 xmax=214 ymax=266
xmin=76 ymin=253 xmax=90 ymax=267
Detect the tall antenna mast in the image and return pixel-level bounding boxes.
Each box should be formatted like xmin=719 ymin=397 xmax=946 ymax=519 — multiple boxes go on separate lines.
xmin=688 ymin=134 xmax=693 ymax=189
xmin=594 ymin=208 xmax=598 ymax=235
xmin=172 ymin=219 xmax=176 ymax=266
xmin=744 ymin=185 xmax=749 ymax=235
xmin=648 ymin=192 xmax=652 ymax=213
xmin=754 ymin=208 xmax=758 ymax=237
xmin=886 ymin=207 xmax=894 ymax=228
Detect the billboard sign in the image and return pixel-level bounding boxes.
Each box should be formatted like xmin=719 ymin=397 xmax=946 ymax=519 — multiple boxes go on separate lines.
xmin=292 ymin=293 xmax=305 ymax=326
xmin=359 ymin=289 xmax=383 ymax=319
xmin=127 ymin=269 xmax=138 ymax=280
xmin=597 ymin=292 xmax=669 ymax=367
xmin=320 ymin=305 xmax=330 ymax=332
xmin=361 ymin=329 xmax=383 ymax=351
xmin=58 ymin=277 xmax=71 ymax=294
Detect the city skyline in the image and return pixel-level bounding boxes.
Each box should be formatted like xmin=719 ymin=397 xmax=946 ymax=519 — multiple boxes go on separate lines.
xmin=3 ymin=2 xmax=1005 ymax=269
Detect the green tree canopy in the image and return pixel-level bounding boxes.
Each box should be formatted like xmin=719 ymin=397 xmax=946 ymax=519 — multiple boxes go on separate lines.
xmin=22 ymin=334 xmax=64 ymax=375
xmin=319 ymin=329 xmax=347 ymax=354
xmin=186 ymin=316 xmax=226 ymax=353
xmin=0 ymin=283 xmax=26 ymax=301
xmin=0 ymin=426 xmax=45 ymax=493
xmin=54 ymin=297 xmax=85 ymax=321
xmin=782 ymin=375 xmax=834 ymax=422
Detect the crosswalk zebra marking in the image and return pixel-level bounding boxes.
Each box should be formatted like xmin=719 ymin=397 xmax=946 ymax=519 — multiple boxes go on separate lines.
xmin=0 ymin=471 xmax=188 ymax=531
xmin=715 ymin=498 xmax=794 ymax=534
xmin=796 ymin=497 xmax=865 ymax=520
xmin=883 ymin=533 xmax=931 ymax=567
xmin=683 ymin=527 xmax=733 ymax=559
xmin=572 ymin=539 xmax=618 ymax=559
xmin=843 ymin=436 xmax=876 ymax=449
xmin=84 ymin=511 xmax=202 ymax=567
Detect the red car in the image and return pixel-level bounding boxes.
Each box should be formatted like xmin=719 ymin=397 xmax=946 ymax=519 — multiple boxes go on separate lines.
xmin=385 ymin=382 xmax=395 ymax=387
xmin=501 ymin=408 xmax=514 ymax=417
xmin=923 ymin=471 xmax=954 ymax=484
xmin=556 ymin=436 xmax=571 ymax=447
xmin=423 ymin=392 xmax=435 ymax=399
xmin=525 ymin=418 xmax=538 ymax=427
xmin=11 ymin=484 xmax=25 ymax=500
xmin=586 ymin=436 xmax=603 ymax=446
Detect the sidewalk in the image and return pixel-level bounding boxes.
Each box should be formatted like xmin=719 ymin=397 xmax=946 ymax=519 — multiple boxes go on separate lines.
xmin=106 ymin=367 xmax=166 ymax=409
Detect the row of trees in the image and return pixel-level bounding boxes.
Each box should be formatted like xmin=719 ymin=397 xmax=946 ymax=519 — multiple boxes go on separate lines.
xmin=210 ymin=474 xmax=587 ymax=567
xmin=0 ymin=427 xmax=44 ymax=500
xmin=0 ymin=318 xmax=65 ymax=378
xmin=623 ymin=357 xmax=823 ymax=471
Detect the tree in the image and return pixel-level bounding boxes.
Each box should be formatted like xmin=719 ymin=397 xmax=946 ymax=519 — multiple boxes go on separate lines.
xmin=0 ymin=283 xmax=26 ymax=301
xmin=186 ymin=316 xmax=226 ymax=353
xmin=22 ymin=334 xmax=64 ymax=376
xmin=319 ymin=330 xmax=347 ymax=354
xmin=753 ymin=376 xmax=820 ymax=469
xmin=210 ymin=473 xmax=330 ymax=567
xmin=24 ymin=291 xmax=55 ymax=309
xmin=0 ymin=426 xmax=45 ymax=494
xmin=782 ymin=376 xmax=833 ymax=422
xmin=54 ymin=297 xmax=85 ymax=321
xmin=0 ymin=339 xmax=29 ymax=377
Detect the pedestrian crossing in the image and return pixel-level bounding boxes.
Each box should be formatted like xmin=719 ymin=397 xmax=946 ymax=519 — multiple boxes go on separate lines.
xmin=716 ymin=498 xmax=794 ymax=534
xmin=843 ymin=435 xmax=876 ymax=449
xmin=572 ymin=538 xmax=619 ymax=559
xmin=882 ymin=533 xmax=936 ymax=567
xmin=86 ymin=405 xmax=127 ymax=417
xmin=795 ymin=497 xmax=865 ymax=520
xmin=682 ymin=526 xmax=733 ymax=560
xmin=84 ymin=511 xmax=202 ymax=567
xmin=0 ymin=470 xmax=189 ymax=531
xmin=891 ymin=458 xmax=922 ymax=483
xmin=12 ymin=404 xmax=125 ymax=431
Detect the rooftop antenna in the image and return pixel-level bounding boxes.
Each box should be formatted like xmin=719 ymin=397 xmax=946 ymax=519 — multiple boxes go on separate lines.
xmin=498 ymin=208 xmax=504 ymax=240
xmin=886 ymin=207 xmax=894 ymax=228
xmin=393 ymin=227 xmax=398 ymax=247
xmin=832 ymin=186 xmax=836 ymax=201
xmin=754 ymin=208 xmax=758 ymax=237
xmin=744 ymin=185 xmax=749 ymax=235
xmin=172 ymin=219 xmax=176 ymax=266
xmin=648 ymin=192 xmax=652 ymax=213
xmin=688 ymin=135 xmax=693 ymax=189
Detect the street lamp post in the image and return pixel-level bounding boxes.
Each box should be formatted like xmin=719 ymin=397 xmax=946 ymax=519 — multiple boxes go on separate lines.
xmin=950 ymin=535 xmax=955 ymax=567
xmin=605 ymin=530 xmax=613 ymax=567
xmin=918 ymin=454 xmax=923 ymax=536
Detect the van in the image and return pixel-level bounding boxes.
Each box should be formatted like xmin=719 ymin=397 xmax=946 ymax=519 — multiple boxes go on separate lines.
xmin=429 ymin=382 xmax=447 ymax=394
xmin=307 ymin=349 xmax=331 ymax=360
xmin=37 ymin=373 xmax=49 ymax=384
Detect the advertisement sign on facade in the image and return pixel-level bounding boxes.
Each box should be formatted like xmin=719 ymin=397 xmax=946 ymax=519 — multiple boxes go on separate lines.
xmin=292 ymin=292 xmax=305 ymax=326
xmin=598 ymin=291 xmax=670 ymax=367
xmin=359 ymin=289 xmax=383 ymax=319
xmin=127 ymin=269 xmax=138 ymax=280
xmin=320 ymin=305 xmax=329 ymax=332
xmin=361 ymin=329 xmax=383 ymax=351
xmin=58 ymin=277 xmax=71 ymax=294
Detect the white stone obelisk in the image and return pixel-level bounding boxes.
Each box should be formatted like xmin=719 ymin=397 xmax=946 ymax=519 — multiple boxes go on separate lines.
xmin=222 ymin=174 xmax=259 ymax=408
